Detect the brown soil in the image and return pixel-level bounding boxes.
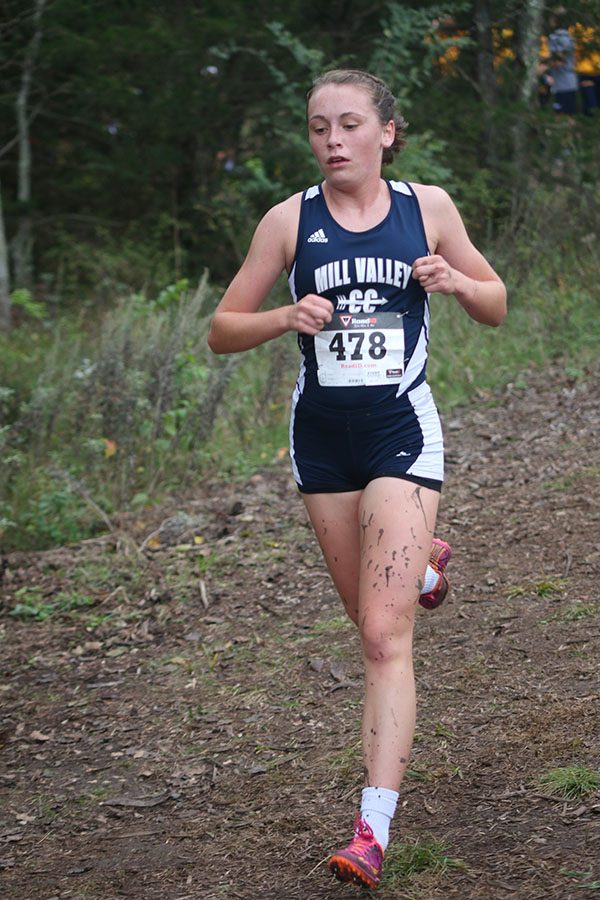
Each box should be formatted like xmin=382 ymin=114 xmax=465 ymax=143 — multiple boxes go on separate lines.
xmin=1 ymin=361 xmax=599 ymax=900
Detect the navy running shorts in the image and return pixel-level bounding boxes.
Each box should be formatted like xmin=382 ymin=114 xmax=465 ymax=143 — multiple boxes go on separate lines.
xmin=289 ymin=381 xmax=444 ymax=494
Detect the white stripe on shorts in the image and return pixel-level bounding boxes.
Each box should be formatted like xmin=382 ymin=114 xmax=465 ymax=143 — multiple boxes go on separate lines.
xmin=288 ymin=362 xmax=306 ymax=485
xmin=405 ymin=381 xmax=444 ymax=483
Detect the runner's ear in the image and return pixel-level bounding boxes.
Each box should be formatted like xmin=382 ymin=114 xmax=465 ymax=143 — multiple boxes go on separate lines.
xmin=382 ymin=119 xmax=395 ymax=149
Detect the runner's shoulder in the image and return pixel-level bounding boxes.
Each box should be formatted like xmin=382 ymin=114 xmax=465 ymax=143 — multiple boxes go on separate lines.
xmin=258 ymin=192 xmax=303 ymax=233
xmin=409 ymin=182 xmax=454 ymax=212
xmin=253 ymin=193 xmax=303 ymax=268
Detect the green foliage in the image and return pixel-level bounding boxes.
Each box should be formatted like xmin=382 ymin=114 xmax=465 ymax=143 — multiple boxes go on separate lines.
xmin=10 ymin=586 xmax=95 ymax=622
xmin=387 ymin=132 xmax=456 ymax=191
xmin=0 ymin=277 xmax=296 ymax=549
xmin=370 ymin=1 xmax=472 ymax=105
xmin=542 ymin=602 xmax=597 ymax=625
xmin=381 ymin=836 xmax=465 ymax=887
xmin=310 ymin=616 xmax=353 ymax=634
xmin=20 ymin=483 xmax=96 ymax=546
xmin=10 ymin=289 xmax=46 ymax=320
xmin=538 ymin=765 xmax=600 ymax=800
xmin=507 ymin=578 xmax=567 ymax=600
xmin=43 ymin=227 xmax=178 ymax=304
xmin=3 ymin=0 xmax=493 ymax=284
xmin=428 ymin=184 xmax=600 ymax=411
xmin=561 ymin=869 xmax=600 ymax=891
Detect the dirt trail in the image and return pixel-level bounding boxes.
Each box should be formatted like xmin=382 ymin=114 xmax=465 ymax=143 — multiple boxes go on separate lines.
xmin=1 ymin=361 xmax=599 ymax=899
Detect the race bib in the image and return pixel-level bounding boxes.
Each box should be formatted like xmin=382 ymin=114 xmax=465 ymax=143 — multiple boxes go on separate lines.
xmin=314 ymin=312 xmax=405 ymax=387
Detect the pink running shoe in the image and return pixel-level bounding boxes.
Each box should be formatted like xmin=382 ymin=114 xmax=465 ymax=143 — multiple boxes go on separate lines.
xmin=328 ymin=817 xmax=384 ymax=889
xmin=419 ymin=538 xmax=453 ymax=610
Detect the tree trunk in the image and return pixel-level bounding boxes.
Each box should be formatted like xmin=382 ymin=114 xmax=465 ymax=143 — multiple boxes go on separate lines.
xmin=12 ymin=0 xmax=46 ymax=290
xmin=474 ymin=0 xmax=498 ymax=169
xmin=0 ymin=180 xmax=11 ymax=331
xmin=512 ymin=0 xmax=546 ymax=203
xmin=516 ymin=0 xmax=546 ymax=107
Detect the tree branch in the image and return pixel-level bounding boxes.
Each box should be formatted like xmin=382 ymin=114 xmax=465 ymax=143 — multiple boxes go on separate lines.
xmin=0 ymin=101 xmax=43 ymax=159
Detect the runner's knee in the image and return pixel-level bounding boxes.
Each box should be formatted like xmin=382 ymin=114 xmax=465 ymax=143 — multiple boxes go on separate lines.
xmin=359 ymin=610 xmax=413 ymax=664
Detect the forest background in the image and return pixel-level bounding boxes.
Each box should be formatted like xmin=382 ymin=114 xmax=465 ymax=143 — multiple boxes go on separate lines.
xmin=1 ymin=0 xmax=599 ymax=551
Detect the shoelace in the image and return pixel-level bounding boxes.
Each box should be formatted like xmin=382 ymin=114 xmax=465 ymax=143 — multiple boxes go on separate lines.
xmin=351 ymin=816 xmax=377 ymax=850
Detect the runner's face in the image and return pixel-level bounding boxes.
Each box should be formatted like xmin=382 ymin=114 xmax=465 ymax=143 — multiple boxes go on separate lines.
xmin=307 ymin=84 xmax=394 ymax=184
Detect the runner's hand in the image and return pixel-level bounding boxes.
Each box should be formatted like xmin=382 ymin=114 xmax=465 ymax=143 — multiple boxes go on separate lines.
xmin=287 ymin=294 xmax=334 ymax=335
xmin=412 ymin=255 xmax=457 ymax=295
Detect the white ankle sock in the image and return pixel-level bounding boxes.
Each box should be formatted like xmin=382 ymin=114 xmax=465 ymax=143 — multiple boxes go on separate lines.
xmin=423 ymin=564 xmax=439 ymax=593
xmin=361 ymin=786 xmax=399 ymax=851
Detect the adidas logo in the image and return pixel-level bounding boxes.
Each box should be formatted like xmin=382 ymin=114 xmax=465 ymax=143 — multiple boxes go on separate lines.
xmin=307 ymin=228 xmax=328 ymax=243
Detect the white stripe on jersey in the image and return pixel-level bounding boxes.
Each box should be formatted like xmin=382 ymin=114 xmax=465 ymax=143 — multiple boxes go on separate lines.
xmin=395 ymin=300 xmax=430 ymax=396
xmin=288 ymin=262 xmax=298 ymax=302
xmin=389 ymin=180 xmax=412 ymax=196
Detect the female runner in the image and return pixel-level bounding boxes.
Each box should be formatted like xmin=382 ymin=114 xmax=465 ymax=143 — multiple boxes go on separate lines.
xmin=208 ymin=69 xmax=506 ymax=890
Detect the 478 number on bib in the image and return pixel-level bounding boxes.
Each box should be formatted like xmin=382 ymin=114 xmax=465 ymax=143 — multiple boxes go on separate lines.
xmin=328 ymin=330 xmax=386 ymax=361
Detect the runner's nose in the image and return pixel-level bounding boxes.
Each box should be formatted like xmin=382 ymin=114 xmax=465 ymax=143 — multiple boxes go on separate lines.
xmin=327 ymin=127 xmax=342 ymax=147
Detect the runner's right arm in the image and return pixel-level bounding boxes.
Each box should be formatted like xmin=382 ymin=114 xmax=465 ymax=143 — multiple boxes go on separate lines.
xmin=208 ymin=196 xmax=333 ymax=354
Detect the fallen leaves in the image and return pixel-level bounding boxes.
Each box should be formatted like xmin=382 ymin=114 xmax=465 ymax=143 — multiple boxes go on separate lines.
xmin=29 ymin=730 xmax=52 ymax=742
xmin=102 ymin=792 xmax=172 ymax=808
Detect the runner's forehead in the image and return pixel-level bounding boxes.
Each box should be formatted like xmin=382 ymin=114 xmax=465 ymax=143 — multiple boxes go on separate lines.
xmin=307 ymin=83 xmax=375 ymax=118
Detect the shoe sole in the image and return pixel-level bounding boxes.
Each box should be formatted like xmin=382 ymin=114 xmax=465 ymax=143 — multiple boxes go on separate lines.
xmin=329 ymin=856 xmax=380 ymax=889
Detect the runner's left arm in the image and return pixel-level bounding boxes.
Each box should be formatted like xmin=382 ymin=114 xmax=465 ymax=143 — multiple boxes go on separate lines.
xmin=412 ymin=186 xmax=507 ymax=327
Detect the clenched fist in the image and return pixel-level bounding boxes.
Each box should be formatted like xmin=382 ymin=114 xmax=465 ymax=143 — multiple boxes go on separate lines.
xmin=287 ymin=294 xmax=334 ymax=335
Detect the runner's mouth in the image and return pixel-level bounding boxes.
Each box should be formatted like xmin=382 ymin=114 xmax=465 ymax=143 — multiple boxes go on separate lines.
xmin=327 ymin=155 xmax=349 ymax=165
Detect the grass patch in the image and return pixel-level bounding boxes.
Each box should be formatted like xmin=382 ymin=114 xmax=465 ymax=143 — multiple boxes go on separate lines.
xmin=561 ymin=869 xmax=600 ymax=890
xmin=70 ymin=558 xmax=144 ymax=592
xmin=83 ymin=611 xmax=114 ymax=629
xmin=543 ymin=466 xmax=600 ymax=492
xmin=537 ymin=765 xmax=600 ymax=800
xmin=406 ymin=764 xmax=434 ymax=782
xmin=428 ymin=284 xmax=599 ymax=412
xmin=507 ymin=577 xmax=567 ymax=600
xmin=382 ymin=836 xmax=465 ymax=888
xmin=9 ymin=587 xmax=96 ymax=622
xmin=75 ymin=787 xmax=110 ymax=806
xmin=196 ymin=551 xmax=220 ymax=574
xmin=310 ymin=616 xmax=353 ymax=635
xmin=541 ymin=602 xmax=597 ymax=625
xmin=433 ymin=722 xmax=457 ymax=740
xmin=462 ymin=654 xmax=488 ymax=676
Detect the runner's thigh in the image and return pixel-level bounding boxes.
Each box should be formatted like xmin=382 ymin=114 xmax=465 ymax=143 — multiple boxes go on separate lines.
xmin=302 ymin=490 xmax=362 ymax=621
xmin=357 ymin=477 xmax=440 ymax=634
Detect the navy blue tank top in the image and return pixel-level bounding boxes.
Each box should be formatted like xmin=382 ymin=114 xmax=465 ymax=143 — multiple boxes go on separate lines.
xmin=288 ymin=180 xmax=430 ymax=410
